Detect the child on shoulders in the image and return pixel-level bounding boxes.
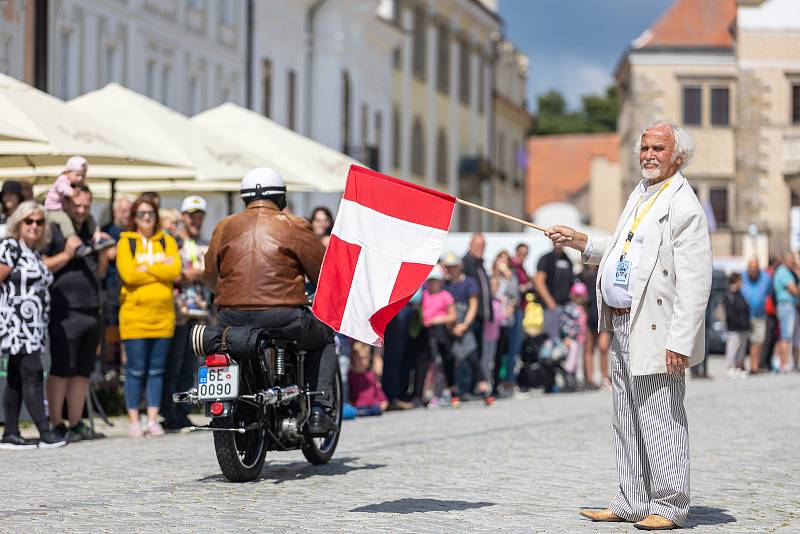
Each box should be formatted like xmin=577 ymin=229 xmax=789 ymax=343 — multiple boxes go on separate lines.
xmin=44 ymin=156 xmax=110 ymax=255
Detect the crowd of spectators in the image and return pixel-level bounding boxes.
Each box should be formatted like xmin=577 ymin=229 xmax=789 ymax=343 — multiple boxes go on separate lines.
xmin=719 ymin=254 xmax=800 ymax=378
xmin=367 ymin=236 xmax=610 ymax=415
xmin=2 ymin=156 xmax=800 ymax=449
xmin=0 ymin=157 xmax=214 ymax=448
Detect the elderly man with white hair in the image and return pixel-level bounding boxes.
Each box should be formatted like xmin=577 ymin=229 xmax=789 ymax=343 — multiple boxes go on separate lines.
xmin=547 ymin=121 xmax=712 ymax=530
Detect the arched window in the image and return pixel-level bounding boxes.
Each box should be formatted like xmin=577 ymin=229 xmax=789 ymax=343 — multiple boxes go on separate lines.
xmin=436 ymin=129 xmax=448 ymax=185
xmin=411 ymin=117 xmax=425 ymax=177
xmin=341 ymin=70 xmax=351 ymax=155
xmin=497 ymin=133 xmax=506 ymax=173
xmin=392 ymin=105 xmax=400 ymax=169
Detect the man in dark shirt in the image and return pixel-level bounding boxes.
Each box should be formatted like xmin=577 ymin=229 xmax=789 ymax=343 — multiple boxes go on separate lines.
xmin=462 ymin=234 xmax=493 ymax=351
xmin=443 ymin=251 xmax=491 ymax=404
xmin=535 ymin=245 xmax=575 ymax=340
xmin=43 ymin=186 xmax=111 ymax=442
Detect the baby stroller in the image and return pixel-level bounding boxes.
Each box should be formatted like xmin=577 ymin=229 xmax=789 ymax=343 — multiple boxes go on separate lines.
xmin=517 ymin=333 xmax=579 ymax=393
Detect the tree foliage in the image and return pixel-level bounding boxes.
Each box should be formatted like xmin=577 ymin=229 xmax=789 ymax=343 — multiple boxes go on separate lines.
xmin=530 ymin=85 xmax=618 ymax=136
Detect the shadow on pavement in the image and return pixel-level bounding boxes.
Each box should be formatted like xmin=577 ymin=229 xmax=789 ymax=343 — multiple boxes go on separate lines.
xmin=197 ymin=456 xmax=386 ymax=484
xmin=350 ymin=498 xmax=496 ymax=514
xmin=684 ymin=506 xmax=736 ymax=528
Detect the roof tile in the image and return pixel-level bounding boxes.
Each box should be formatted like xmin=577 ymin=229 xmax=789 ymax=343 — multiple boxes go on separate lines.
xmin=633 ymin=0 xmax=737 ymax=50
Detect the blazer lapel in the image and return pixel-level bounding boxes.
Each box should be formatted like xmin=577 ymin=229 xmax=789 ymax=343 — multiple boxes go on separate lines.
xmin=630 ymin=174 xmax=686 ymax=318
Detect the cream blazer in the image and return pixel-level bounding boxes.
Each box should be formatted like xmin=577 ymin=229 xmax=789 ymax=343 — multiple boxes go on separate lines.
xmin=585 ymin=173 xmax=712 ymax=375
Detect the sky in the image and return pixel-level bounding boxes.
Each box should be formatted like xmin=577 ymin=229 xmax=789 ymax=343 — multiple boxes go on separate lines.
xmin=498 ymin=0 xmax=674 ymax=111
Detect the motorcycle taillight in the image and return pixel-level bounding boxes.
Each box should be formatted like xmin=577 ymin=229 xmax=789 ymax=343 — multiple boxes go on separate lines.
xmin=205 ymin=353 xmax=230 ymax=367
xmin=209 ymin=402 xmax=225 ymax=416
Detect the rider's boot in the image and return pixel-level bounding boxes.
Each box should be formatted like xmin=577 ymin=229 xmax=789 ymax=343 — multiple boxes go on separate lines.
xmin=307 ymin=406 xmax=335 ymax=437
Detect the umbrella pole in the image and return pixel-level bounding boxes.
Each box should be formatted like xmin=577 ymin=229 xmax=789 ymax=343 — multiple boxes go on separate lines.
xmin=109 ymin=178 xmax=117 ymax=221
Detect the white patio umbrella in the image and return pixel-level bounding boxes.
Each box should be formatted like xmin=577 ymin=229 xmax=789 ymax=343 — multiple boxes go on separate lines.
xmin=33 ymin=179 xmax=242 ymax=200
xmin=0 ymin=74 xmax=194 ymax=180
xmin=68 ymin=84 xmax=312 ymax=190
xmin=192 ymin=103 xmax=360 ymax=192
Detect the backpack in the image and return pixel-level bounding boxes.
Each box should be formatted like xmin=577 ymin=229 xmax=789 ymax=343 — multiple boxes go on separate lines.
xmin=522 ymin=292 xmax=544 ymax=335
xmin=127 ymin=236 xmax=166 ymax=257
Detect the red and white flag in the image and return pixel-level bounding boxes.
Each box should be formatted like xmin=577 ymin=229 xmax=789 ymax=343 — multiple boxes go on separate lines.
xmin=312 ymin=165 xmax=455 ymax=346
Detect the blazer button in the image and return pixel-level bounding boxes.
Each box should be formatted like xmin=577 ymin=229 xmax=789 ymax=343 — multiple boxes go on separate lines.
xmin=651 ymin=324 xmax=657 ymax=331
xmin=663 ymin=269 xmax=668 ymax=276
xmin=657 ymin=298 xmax=663 ymax=305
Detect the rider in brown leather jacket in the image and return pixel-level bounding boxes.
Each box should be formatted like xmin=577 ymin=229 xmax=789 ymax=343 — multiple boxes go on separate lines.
xmin=204 ymin=168 xmax=336 ymax=436
xmin=204 ymin=198 xmax=324 ymax=308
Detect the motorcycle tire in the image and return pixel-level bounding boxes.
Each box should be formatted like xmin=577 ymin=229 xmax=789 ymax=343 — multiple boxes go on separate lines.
xmin=212 ymin=363 xmax=268 ymax=482
xmin=302 ymin=365 xmax=343 ymax=465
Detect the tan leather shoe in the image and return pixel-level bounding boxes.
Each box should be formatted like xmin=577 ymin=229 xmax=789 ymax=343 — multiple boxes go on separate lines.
xmin=579 ymin=508 xmax=625 ymax=522
xmin=633 ymin=514 xmax=677 ymax=530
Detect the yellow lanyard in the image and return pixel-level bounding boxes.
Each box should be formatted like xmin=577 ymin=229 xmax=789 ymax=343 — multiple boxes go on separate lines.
xmin=620 ymin=179 xmax=672 ymax=259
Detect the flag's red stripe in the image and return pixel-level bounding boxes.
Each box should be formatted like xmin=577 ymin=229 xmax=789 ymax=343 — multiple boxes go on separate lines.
xmin=368 ymin=261 xmax=434 ymax=343
xmin=343 ymin=165 xmax=455 ymax=231
xmin=312 ymin=235 xmax=362 ymax=331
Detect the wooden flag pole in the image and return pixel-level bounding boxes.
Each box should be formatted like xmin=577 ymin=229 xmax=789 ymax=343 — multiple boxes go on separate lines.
xmin=455 ymin=197 xmax=549 ymax=233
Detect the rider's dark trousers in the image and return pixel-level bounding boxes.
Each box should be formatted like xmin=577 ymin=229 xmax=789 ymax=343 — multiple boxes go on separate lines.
xmin=217 ymin=307 xmax=336 ymax=409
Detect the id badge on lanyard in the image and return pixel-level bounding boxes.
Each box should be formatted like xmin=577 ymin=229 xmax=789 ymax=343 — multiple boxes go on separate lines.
xmin=614 ymin=258 xmax=631 ymax=285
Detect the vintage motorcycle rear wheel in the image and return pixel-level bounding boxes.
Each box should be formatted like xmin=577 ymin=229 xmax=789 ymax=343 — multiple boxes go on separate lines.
xmin=212 ymin=362 xmax=268 ymax=482
xmin=302 ymin=365 xmax=343 ymax=465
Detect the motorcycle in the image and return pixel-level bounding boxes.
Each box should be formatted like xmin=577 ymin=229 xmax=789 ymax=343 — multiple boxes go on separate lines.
xmin=173 ymin=323 xmax=343 ymax=482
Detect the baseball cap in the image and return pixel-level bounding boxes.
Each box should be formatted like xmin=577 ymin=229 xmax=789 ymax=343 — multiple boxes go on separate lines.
xmin=427 ymin=265 xmax=445 ymax=280
xmin=441 ymin=251 xmax=461 ymax=267
xmin=180 ymin=195 xmax=208 ymax=213
xmin=65 ymin=155 xmax=88 ymax=172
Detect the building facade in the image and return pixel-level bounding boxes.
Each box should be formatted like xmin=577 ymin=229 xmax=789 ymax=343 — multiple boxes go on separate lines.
xmin=2 ymin=0 xmax=249 ymax=114
xmin=616 ymin=0 xmax=800 ymax=256
xmin=736 ymin=0 xmax=800 ymax=253
xmin=252 ymin=0 xmax=400 ymax=174
xmin=382 ymin=0 xmax=529 ymax=231
xmin=491 ymin=38 xmax=529 ymax=231
xmin=1 ymin=0 xmax=529 ymax=230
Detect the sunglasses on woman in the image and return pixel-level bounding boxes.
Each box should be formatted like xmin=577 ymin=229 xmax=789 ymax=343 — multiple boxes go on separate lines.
xmin=135 ymin=210 xmax=155 ymax=219
xmin=23 ymin=217 xmax=45 ymax=227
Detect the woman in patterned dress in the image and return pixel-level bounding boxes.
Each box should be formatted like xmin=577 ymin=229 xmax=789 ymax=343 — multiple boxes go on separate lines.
xmin=0 ymin=201 xmax=66 ymax=449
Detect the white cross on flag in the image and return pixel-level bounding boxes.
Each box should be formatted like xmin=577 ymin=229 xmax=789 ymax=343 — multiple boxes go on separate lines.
xmin=312 ymin=165 xmax=456 ymax=346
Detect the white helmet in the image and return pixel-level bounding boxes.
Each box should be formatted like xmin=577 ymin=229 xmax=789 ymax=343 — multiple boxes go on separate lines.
xmin=240 ymin=167 xmax=287 ymax=209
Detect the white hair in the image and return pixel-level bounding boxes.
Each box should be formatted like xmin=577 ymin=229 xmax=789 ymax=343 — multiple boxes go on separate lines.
xmin=634 ymin=120 xmax=695 ymax=171
xmin=112 ymin=194 xmax=133 ymax=212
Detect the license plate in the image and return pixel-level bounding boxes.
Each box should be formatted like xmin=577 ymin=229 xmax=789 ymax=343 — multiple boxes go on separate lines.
xmin=197 ymin=365 xmax=239 ymax=400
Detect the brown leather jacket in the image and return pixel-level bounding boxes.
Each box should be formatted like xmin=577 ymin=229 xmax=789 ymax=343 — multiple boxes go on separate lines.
xmin=204 ymin=200 xmax=325 ymax=308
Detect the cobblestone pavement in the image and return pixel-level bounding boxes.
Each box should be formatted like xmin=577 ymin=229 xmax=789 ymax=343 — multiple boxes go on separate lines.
xmin=3 ymin=357 xmax=799 ymax=533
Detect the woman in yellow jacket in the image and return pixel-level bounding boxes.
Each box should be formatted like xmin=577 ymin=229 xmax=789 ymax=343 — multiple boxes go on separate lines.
xmin=116 ymin=196 xmax=181 ymax=437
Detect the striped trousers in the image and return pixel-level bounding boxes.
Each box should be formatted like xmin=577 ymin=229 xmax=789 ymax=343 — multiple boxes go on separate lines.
xmin=607 ymin=314 xmax=690 ymax=527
